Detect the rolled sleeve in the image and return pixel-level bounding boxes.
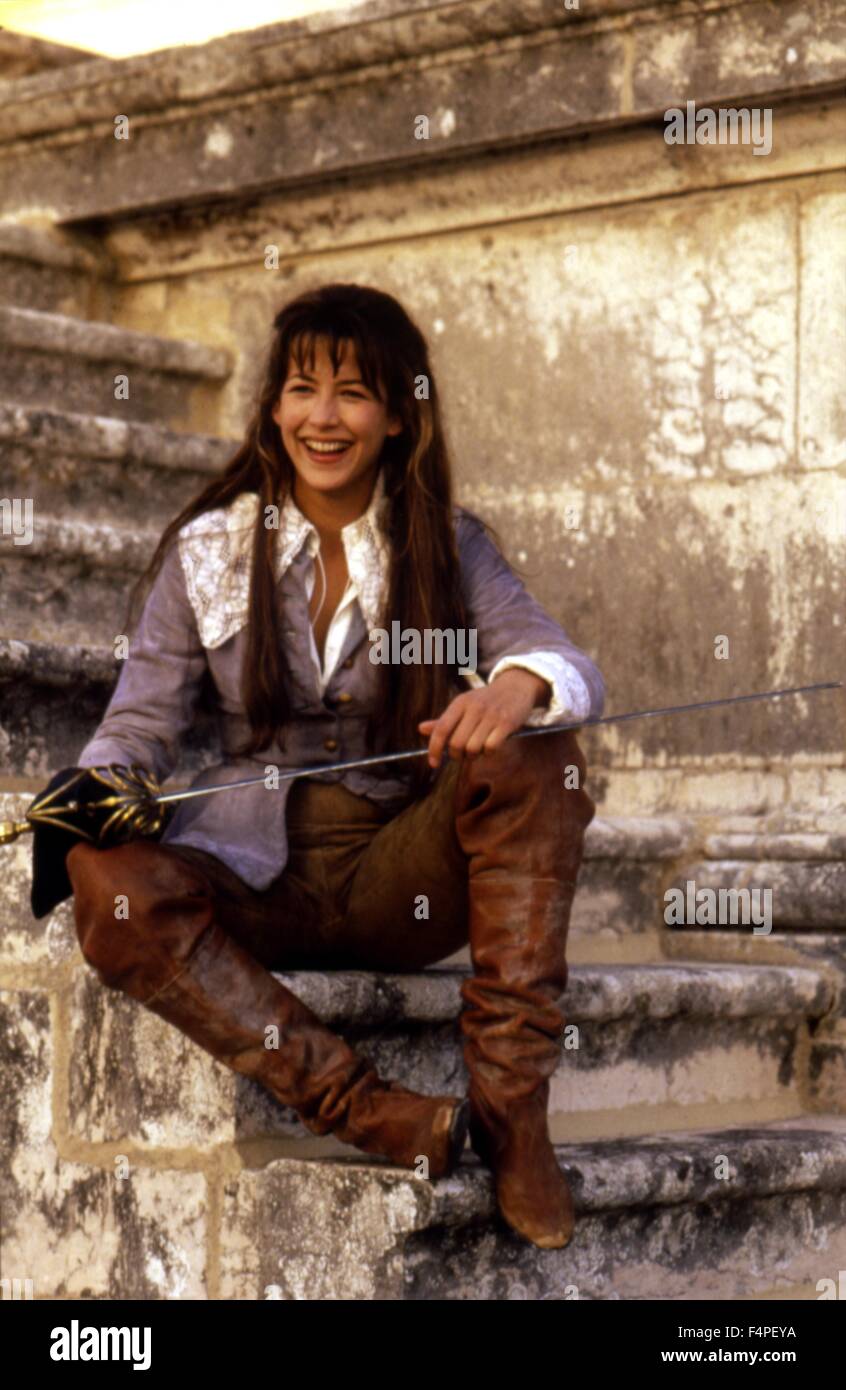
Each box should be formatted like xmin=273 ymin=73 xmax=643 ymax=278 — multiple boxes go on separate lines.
xmin=76 ymin=540 xmax=208 ymax=784
xmin=491 ymin=652 xmax=592 ymax=725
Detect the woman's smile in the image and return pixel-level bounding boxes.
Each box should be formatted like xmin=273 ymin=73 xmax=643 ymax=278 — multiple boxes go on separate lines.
xmin=299 ymin=437 xmax=355 ymax=464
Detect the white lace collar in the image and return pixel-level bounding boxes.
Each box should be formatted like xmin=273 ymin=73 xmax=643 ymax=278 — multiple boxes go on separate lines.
xmin=177 ymin=470 xmax=392 ymax=649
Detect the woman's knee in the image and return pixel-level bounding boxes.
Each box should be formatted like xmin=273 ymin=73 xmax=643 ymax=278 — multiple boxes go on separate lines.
xmin=462 ymin=727 xmax=593 ymax=808
xmin=520 ymin=729 xmax=596 ymax=826
xmin=67 ymin=839 xmax=215 ymax=981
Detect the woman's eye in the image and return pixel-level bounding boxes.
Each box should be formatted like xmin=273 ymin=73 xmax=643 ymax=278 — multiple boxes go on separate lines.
xmin=287 ymin=386 xmax=366 ymax=398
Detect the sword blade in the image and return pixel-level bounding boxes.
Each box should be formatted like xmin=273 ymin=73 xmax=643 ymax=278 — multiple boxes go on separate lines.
xmin=152 ymin=680 xmax=842 ymax=808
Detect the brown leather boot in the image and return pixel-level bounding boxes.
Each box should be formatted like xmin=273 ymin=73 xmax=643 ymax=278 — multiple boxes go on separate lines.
xmin=67 ymin=839 xmax=469 ymax=1178
xmin=453 ymin=728 xmax=595 ymax=1247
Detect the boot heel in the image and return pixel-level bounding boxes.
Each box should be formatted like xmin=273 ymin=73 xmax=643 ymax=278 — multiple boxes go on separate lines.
xmin=445 ymin=1097 xmax=471 ymax=1172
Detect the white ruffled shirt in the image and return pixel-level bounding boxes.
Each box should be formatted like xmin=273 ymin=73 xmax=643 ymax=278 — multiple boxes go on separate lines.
xmin=176 ymin=469 xmax=592 ymax=726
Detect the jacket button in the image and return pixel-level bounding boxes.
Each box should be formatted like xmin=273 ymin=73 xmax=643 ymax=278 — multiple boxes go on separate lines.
xmin=342 ymin=657 xmax=354 ymax=669
xmin=324 ymin=738 xmax=339 ymax=752
xmin=336 ymin=692 xmax=353 ymax=704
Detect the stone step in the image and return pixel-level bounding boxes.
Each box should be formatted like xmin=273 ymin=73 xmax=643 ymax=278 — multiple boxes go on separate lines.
xmin=217 ymin=1116 xmax=846 ymax=1300
xmin=666 ymin=859 xmax=846 ymax=931
xmin=0 ymin=305 xmax=232 ymax=430
xmin=0 ymin=512 xmax=161 ymax=647
xmin=0 ymin=221 xmax=110 ymax=316
xmin=0 ymin=399 xmax=233 ymax=526
xmin=661 ymin=926 xmax=846 ymax=1110
xmin=0 ymin=643 xmax=220 ymax=781
xmin=3 ymin=971 xmax=845 ymax=1298
xmin=7 ymin=976 xmax=845 ymax=1299
xmin=6 ymin=859 xmax=837 ymax=1107
xmin=49 ymin=959 xmax=839 ymax=1149
xmin=664 ymin=926 xmax=846 ymax=976
xmin=702 ymin=818 xmax=846 ymax=859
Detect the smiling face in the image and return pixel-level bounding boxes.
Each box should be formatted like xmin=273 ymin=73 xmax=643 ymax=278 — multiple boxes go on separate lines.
xmin=271 ymin=334 xmax=403 ymax=517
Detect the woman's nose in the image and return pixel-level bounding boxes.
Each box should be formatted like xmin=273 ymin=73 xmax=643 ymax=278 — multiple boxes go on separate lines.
xmin=307 ymin=395 xmax=341 ymax=425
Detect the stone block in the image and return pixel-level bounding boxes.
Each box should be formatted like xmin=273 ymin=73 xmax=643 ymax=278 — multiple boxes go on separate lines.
xmin=670 ymin=860 xmax=846 ymax=930
xmin=799 ymin=190 xmax=846 ymax=472
xmin=0 ymin=986 xmax=207 ymax=1297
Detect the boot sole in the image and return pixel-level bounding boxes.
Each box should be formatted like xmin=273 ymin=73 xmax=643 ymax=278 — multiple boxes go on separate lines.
xmin=500 ymin=1210 xmax=576 ymax=1249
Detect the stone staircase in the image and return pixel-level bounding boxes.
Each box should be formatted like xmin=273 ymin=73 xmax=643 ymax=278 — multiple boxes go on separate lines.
xmin=2 ymin=222 xmax=846 ymax=1300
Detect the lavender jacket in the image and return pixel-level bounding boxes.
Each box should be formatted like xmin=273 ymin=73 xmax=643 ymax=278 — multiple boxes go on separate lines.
xmin=76 ymin=490 xmax=605 ymax=889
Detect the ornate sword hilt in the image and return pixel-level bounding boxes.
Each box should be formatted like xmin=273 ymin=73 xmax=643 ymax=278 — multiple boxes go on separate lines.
xmin=0 ymin=763 xmax=168 ymax=847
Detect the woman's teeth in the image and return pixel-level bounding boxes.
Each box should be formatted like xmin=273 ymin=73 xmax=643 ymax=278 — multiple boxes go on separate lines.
xmin=303 ymin=440 xmax=351 ymax=454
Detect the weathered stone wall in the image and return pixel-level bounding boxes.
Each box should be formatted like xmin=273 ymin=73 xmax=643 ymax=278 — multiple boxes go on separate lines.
xmin=2 ymin=0 xmax=846 ymax=1303
xmin=1 ymin=0 xmax=843 ymax=816
xmin=0 ymin=30 xmax=97 ymax=80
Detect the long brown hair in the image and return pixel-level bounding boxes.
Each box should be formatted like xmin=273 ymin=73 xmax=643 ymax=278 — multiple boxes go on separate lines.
xmin=122 ymin=282 xmax=498 ymax=798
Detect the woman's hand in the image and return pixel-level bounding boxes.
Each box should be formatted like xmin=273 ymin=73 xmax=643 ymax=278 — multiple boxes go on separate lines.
xmin=418 ymin=668 xmax=550 ymax=768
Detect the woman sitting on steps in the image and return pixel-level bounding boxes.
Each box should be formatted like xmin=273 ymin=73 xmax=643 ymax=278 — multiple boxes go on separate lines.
xmin=30 ymin=282 xmax=605 ymax=1250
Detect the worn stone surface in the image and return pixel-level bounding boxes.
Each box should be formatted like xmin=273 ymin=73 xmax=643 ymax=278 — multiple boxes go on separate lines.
xmin=68 ymin=968 xmax=291 ymax=1148
xmin=0 ymin=31 xmax=97 ymax=81
xmin=218 ymin=1118 xmax=846 ymax=1299
xmin=569 ymin=859 xmax=670 ymax=945
xmin=103 ymin=100 xmax=846 ymax=288
xmin=663 ymin=924 xmax=846 ymax=981
xmin=0 ymin=655 xmax=121 ymax=783
xmin=405 ymin=1185 xmax=846 ymax=1300
xmin=799 ymin=189 xmax=846 ymax=472
xmin=267 ymin=961 xmax=833 ymax=1026
xmin=0 ymin=222 xmax=105 ymax=273
xmin=662 ymin=928 xmax=846 ymax=978
xmin=218 ymin=1157 xmax=471 ymax=1301
xmin=0 ymin=639 xmax=117 ymax=689
xmin=707 ymin=813 xmax=846 ymax=836
xmin=583 ymin=815 xmax=697 ymax=860
xmin=65 ymin=961 xmax=832 ymax=1148
xmin=0 ymin=400 xmax=231 ymax=526
xmin=0 ymin=988 xmax=207 ymax=1297
xmin=0 ymin=306 xmax=231 ymax=432
xmin=0 ymin=0 xmax=842 ymax=220
xmin=704 ymin=830 xmax=846 ymax=860
xmin=0 ymin=515 xmax=159 ymax=649
xmin=660 ymin=929 xmax=846 ymax=1106
xmin=554 ymin=816 xmax=697 ymax=952
xmin=670 ymin=860 xmax=846 ymax=930
xmin=808 ymin=1015 xmax=846 ymax=1112
xmin=0 ymin=257 xmax=93 ymax=318
xmin=209 ymin=180 xmax=804 ymax=480
xmin=0 ymin=221 xmax=110 ymax=316
xmin=0 ymin=797 xmax=78 ymax=963
xmin=0 ymin=304 xmax=230 ymax=376
xmin=587 ymin=765 xmax=846 ymax=821
xmin=0 ymin=663 xmax=219 ymax=776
